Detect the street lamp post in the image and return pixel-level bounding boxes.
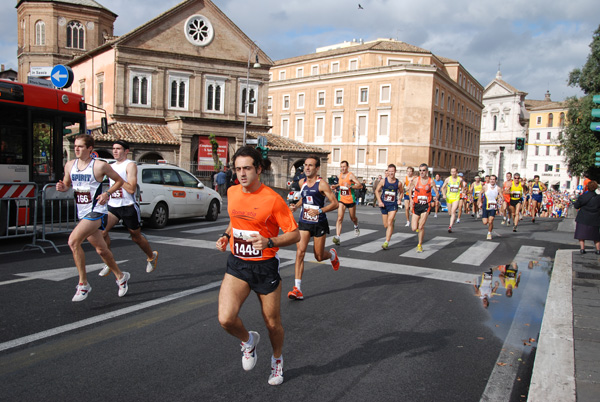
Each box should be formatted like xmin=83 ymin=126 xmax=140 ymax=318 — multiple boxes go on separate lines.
xmin=242 ymin=48 xmax=261 ymax=147
xmin=498 ymin=146 xmax=505 ymax=182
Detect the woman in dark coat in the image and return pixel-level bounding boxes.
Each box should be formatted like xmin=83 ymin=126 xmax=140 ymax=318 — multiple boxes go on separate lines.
xmin=574 ymin=180 xmax=600 ymax=254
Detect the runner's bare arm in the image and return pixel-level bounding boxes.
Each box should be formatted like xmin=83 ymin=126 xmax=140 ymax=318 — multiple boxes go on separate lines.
xmin=56 ymin=160 xmax=74 ymax=191
xmin=122 ymin=162 xmax=138 ymax=194
xmin=216 ymin=223 xmax=232 ymax=252
xmin=319 ymin=179 xmax=339 ymax=213
xmin=250 ymin=228 xmax=300 ymax=251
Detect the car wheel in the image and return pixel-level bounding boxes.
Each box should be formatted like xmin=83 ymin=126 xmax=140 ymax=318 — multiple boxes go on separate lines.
xmin=150 ymin=202 xmax=168 ymax=228
xmin=205 ymin=199 xmax=219 ymax=221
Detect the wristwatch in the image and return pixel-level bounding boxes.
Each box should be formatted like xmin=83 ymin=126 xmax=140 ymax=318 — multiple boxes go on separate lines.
xmin=267 ymin=238 xmax=274 ymax=248
xmin=318 ymin=208 xmax=323 ymax=214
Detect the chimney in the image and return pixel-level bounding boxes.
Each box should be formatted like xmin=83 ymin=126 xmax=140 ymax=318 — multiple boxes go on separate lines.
xmin=1 ymin=64 xmax=5 ymax=72
xmin=544 ymin=90 xmax=551 ymax=101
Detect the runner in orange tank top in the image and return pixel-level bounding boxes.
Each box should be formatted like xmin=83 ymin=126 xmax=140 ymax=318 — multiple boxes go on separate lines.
xmin=403 ymin=166 xmax=415 ymax=226
xmin=330 ymin=160 xmax=362 ymax=245
xmin=408 ymin=163 xmax=436 ymax=252
xmin=216 ymin=146 xmax=300 ymax=386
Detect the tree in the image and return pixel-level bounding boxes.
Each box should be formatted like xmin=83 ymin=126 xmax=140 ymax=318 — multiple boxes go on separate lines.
xmin=562 ymin=25 xmax=600 ymax=180
xmin=561 ymin=96 xmax=600 ymax=177
xmin=208 ymin=133 xmax=222 ymax=170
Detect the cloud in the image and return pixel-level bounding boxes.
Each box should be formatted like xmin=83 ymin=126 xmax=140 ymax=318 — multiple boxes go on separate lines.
xmin=1 ymin=0 xmax=596 ymax=101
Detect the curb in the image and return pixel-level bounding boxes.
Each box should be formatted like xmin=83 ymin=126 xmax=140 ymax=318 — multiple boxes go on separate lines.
xmin=528 ymin=249 xmax=576 ymax=401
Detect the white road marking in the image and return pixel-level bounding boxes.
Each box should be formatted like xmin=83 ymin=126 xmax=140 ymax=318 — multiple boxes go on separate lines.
xmin=0 ymin=281 xmax=222 ymax=353
xmin=453 ymin=241 xmax=499 ymax=265
xmin=0 ymin=261 xmax=128 ymax=286
xmin=400 ymin=236 xmax=455 ymax=259
xmin=182 ymin=225 xmax=229 ymax=234
xmin=324 ymin=228 xmax=376 ymax=247
xmin=350 ymin=232 xmax=416 ymax=253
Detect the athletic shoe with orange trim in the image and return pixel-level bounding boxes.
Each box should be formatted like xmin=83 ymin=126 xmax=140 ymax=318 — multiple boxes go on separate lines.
xmin=287 ymin=286 xmax=304 ymax=300
xmin=330 ymin=248 xmax=340 ymax=271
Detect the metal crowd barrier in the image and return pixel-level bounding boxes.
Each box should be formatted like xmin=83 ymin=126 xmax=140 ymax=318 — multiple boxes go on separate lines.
xmin=38 ymin=183 xmax=78 ymax=253
xmin=0 ymin=182 xmax=43 ymax=252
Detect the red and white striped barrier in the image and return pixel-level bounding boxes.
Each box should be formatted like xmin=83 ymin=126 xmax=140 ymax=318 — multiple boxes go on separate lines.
xmin=0 ymin=183 xmax=36 ymax=199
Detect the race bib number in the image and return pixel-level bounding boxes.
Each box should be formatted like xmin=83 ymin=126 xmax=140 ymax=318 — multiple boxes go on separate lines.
xmin=302 ymin=204 xmax=319 ymax=222
xmin=232 ymin=228 xmax=262 ymax=259
xmin=383 ymin=191 xmax=396 ymax=203
xmin=449 ymin=186 xmax=459 ymax=193
xmin=512 ymin=192 xmax=521 ymax=198
xmin=110 ymin=189 xmax=124 ymax=199
xmin=74 ymin=186 xmax=92 ymax=204
xmin=340 ymin=186 xmax=350 ymax=197
xmin=487 ymin=201 xmax=497 ymax=210
xmin=532 ymin=188 xmax=539 ymax=195
xmin=475 ymin=191 xmax=481 ymax=196
xmin=417 ymin=195 xmax=428 ymax=205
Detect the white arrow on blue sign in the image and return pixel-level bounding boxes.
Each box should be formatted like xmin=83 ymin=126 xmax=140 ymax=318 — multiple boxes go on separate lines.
xmin=50 ymin=64 xmax=74 ymax=89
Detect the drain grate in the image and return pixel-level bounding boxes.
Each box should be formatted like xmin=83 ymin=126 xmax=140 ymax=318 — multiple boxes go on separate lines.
xmin=575 ymin=272 xmax=600 ymax=280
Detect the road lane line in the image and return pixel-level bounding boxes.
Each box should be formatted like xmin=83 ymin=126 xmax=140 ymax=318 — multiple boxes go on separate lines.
xmin=452 ymin=241 xmax=499 ymax=265
xmin=324 ymin=228 xmax=377 ymax=247
xmin=350 ymin=232 xmax=416 ymax=253
xmin=182 ymin=225 xmax=229 ymax=234
xmin=0 ymin=281 xmax=221 ymax=353
xmin=400 ymin=236 xmax=455 ymax=259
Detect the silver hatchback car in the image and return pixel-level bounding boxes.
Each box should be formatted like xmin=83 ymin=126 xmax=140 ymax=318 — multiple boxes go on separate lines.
xmin=137 ymin=163 xmax=222 ymax=228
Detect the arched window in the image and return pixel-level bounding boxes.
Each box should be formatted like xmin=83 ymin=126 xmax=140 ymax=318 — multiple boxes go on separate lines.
xmin=548 ymin=113 xmax=554 ymax=127
xmin=35 ymin=20 xmax=45 ymax=45
xmin=559 ymin=112 xmax=565 ymax=127
xmin=67 ymin=21 xmax=85 ymax=49
xmin=493 ymin=115 xmax=497 ymax=131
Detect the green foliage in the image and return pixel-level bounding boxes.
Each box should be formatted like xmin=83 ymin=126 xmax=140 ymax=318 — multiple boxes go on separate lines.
xmin=560 ymin=96 xmax=600 ymax=179
xmin=208 ymin=133 xmax=222 ymax=170
xmin=563 ymin=25 xmax=600 ymax=180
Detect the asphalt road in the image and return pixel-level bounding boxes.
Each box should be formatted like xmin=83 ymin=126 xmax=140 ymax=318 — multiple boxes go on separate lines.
xmin=0 ymin=205 xmax=571 ymax=401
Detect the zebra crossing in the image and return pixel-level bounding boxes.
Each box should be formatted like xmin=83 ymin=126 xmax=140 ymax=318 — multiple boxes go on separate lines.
xmin=123 ymin=220 xmax=551 ymax=272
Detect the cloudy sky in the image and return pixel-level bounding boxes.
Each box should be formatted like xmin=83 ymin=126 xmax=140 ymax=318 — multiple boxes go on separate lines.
xmin=1 ymin=0 xmax=597 ymax=101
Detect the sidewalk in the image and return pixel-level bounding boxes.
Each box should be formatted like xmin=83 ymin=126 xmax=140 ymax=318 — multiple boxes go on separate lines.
xmin=529 ymin=216 xmax=600 ymax=402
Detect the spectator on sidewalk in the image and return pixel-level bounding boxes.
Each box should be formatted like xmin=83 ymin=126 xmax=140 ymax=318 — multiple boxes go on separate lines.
xmin=216 ymin=167 xmax=227 ymax=197
xmin=574 ymin=180 xmax=600 ymax=254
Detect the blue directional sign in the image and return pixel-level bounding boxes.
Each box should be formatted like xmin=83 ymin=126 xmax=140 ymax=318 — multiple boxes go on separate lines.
xmin=50 ymin=65 xmax=74 ymax=89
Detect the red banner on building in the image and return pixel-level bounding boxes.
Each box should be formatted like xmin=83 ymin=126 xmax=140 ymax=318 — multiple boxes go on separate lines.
xmin=198 ymin=136 xmax=228 ymax=171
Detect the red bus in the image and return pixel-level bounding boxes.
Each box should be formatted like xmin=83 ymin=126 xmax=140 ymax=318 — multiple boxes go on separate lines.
xmin=0 ymin=79 xmax=87 ymax=185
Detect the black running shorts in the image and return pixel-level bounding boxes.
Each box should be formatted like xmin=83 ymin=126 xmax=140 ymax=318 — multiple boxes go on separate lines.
xmin=82 ymin=212 xmax=108 ymax=230
xmin=298 ymin=220 xmax=330 ymax=238
xmin=108 ymin=204 xmax=142 ymax=230
xmin=413 ymin=203 xmax=430 ymax=216
xmin=226 ymin=254 xmax=281 ymax=295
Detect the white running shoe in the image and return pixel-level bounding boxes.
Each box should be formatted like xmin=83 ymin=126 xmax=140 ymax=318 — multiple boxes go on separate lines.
xmin=487 ymin=233 xmax=492 ymax=240
xmin=146 ymin=251 xmax=159 ymax=273
xmin=98 ymin=265 xmax=110 ymax=277
xmin=241 ymin=331 xmax=260 ymax=371
xmin=456 ymin=218 xmax=461 ymax=224
xmin=354 ymin=226 xmax=360 ymax=236
xmin=117 ymin=272 xmax=130 ymax=297
xmin=405 ymin=221 xmax=410 ymax=227
xmin=268 ymin=356 xmax=284 ymax=385
xmin=434 ymin=213 xmax=438 ymax=218
xmin=72 ymin=283 xmax=92 ymax=302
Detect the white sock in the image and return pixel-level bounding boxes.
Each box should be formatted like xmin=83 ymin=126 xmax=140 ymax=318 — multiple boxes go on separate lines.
xmin=295 ymin=279 xmax=301 ymax=289
xmin=354 ymin=225 xmax=359 ymax=229
xmin=244 ymin=332 xmax=254 ymax=346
